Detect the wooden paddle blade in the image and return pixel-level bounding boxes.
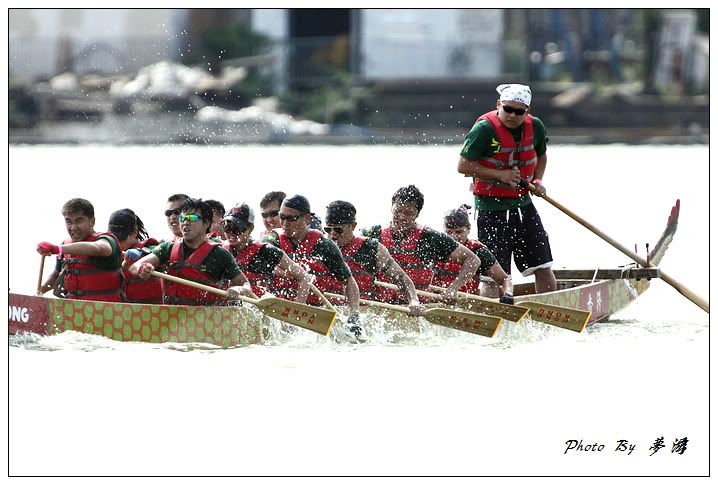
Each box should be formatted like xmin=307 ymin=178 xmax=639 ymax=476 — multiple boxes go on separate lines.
xmin=254 ymin=297 xmax=336 ymax=336
xmin=518 ymin=301 xmax=590 ymax=333
xmin=423 ymin=308 xmax=502 ymax=338
xmin=455 ymin=297 xmax=529 ymax=322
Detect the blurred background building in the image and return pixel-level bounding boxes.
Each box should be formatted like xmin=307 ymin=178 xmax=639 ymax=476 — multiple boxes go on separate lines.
xmin=8 ymin=8 xmax=709 ymax=144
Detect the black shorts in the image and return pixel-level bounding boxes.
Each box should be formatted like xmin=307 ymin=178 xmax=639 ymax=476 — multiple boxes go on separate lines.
xmin=476 ymin=203 xmax=553 ymax=276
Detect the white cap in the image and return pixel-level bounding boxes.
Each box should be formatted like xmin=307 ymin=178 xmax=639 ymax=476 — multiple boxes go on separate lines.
xmin=496 ymin=83 xmax=532 ymax=107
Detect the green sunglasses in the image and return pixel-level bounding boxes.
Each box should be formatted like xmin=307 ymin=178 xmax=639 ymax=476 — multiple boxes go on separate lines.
xmin=179 ymin=213 xmax=202 ymax=223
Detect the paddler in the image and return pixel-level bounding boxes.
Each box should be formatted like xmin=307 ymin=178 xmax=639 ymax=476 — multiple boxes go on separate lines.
xmin=258 ymin=191 xmax=286 ymax=238
xmin=164 ymin=193 xmax=190 ymax=240
xmin=434 ymin=205 xmax=514 ymax=304
xmin=108 ymin=208 xmax=164 ymax=304
xmin=221 ymin=202 xmax=313 ymax=303
xmin=457 ymin=83 xmax=556 ymax=293
xmin=130 ymin=197 xmax=256 ymax=305
xmin=323 ymin=200 xmax=422 ymax=316
xmin=361 ymin=185 xmax=480 ymax=304
xmin=204 ymin=199 xmax=226 ymax=240
xmin=263 ymin=194 xmax=364 ymax=342
xmin=36 ymin=198 xmax=124 ymax=302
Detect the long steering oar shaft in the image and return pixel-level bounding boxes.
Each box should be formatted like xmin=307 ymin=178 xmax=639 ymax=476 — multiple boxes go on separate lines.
xmin=150 ymin=271 xmax=335 ymax=335
xmin=531 ymin=185 xmax=708 ymax=313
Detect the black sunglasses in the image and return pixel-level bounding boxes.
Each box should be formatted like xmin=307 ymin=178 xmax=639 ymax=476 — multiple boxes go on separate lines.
xmin=261 ymin=209 xmax=279 ymax=219
xmin=279 ymin=213 xmax=303 ymax=222
xmin=501 ymin=104 xmax=527 ymax=116
xmin=222 ymin=222 xmax=248 ymax=235
xmin=324 ymin=226 xmax=344 ymax=235
xmin=164 ymin=208 xmax=181 ymax=217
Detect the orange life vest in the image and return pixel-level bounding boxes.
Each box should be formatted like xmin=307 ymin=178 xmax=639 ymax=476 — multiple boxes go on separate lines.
xmin=472 ymin=111 xmax=537 ymax=198
xmin=223 ymin=240 xmax=272 ymax=298
xmin=123 ymin=238 xmax=163 ymax=304
xmin=432 ymin=239 xmax=485 ymax=294
xmin=376 ymin=225 xmax=433 ymax=303
xmin=340 ymin=236 xmax=375 ymax=299
xmin=58 ymin=232 xmax=124 ymax=302
xmin=275 ymin=229 xmax=344 ymax=305
xmin=164 ymin=240 xmax=227 ymax=305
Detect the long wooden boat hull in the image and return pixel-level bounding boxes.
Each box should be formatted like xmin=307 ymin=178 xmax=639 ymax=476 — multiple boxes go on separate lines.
xmin=8 ymin=292 xmax=431 ymax=346
xmin=515 ymin=277 xmax=651 ymax=325
xmin=8 ymin=277 xmax=649 ymax=346
xmin=8 ymin=293 xmax=271 ymax=347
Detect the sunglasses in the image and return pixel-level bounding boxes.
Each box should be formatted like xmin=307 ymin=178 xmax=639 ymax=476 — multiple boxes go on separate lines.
xmin=324 ymin=226 xmax=344 ymax=235
xmin=222 ymin=222 xmax=247 ymax=235
xmin=261 ymin=209 xmax=280 ymax=219
xmin=501 ymin=104 xmax=527 ymax=116
xmin=165 ymin=208 xmax=181 ymax=217
xmin=279 ymin=213 xmax=304 ymax=222
xmin=179 ymin=213 xmax=201 ymax=223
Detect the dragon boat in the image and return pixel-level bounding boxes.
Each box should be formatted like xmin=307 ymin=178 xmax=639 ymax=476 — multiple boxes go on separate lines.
xmin=8 ymin=200 xmax=680 ymax=346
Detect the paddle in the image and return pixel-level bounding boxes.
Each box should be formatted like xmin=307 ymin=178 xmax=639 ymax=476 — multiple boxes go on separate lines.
xmin=324 ymin=291 xmax=502 ymax=338
xmin=530 ymin=185 xmax=708 ymax=313
xmin=36 ymin=254 xmax=46 ymax=296
xmin=426 ymin=284 xmax=589 ymax=333
xmin=150 ymin=271 xmax=336 ymax=336
xmin=310 ymin=283 xmax=337 ymax=312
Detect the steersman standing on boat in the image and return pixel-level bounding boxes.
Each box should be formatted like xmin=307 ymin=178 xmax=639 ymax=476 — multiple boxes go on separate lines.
xmin=37 ymin=198 xmax=125 ymax=302
xmin=457 ymin=83 xmax=557 ymax=293
xmin=130 ymin=198 xmax=256 ymax=305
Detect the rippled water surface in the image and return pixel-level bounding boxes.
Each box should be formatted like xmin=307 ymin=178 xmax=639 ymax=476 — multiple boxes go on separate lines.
xmin=7 ymin=144 xmax=709 ymax=476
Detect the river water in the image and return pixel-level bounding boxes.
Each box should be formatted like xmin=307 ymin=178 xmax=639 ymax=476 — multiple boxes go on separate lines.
xmin=6 ymin=144 xmax=709 ymax=476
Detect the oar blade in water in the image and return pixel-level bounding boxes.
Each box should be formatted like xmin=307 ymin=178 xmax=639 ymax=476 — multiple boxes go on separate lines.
xmin=518 ymin=301 xmax=590 ymax=332
xmin=254 ymin=297 xmax=336 ymax=336
xmin=423 ymin=308 xmax=502 ymax=338
xmin=456 ymin=297 xmax=529 ymax=322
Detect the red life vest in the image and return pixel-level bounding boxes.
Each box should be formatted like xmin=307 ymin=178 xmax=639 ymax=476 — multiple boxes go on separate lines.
xmin=432 ymin=239 xmax=485 ymax=294
xmin=275 ymin=229 xmax=344 ymax=305
xmin=123 ymin=238 xmax=163 ymax=304
xmin=376 ymin=225 xmax=433 ymax=303
xmin=223 ymin=240 xmax=271 ymax=298
xmin=59 ymin=232 xmax=124 ymax=302
xmin=472 ymin=111 xmax=537 ymax=198
xmin=340 ymin=236 xmax=375 ymax=299
xmin=164 ymin=240 xmax=228 ymax=305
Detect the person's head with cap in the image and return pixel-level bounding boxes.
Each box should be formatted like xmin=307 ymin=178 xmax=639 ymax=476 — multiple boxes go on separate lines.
xmin=390 ymin=185 xmax=424 ymax=234
xmin=222 ymin=203 xmax=255 ymax=248
xmin=495 ymin=83 xmax=531 ymax=129
xmin=324 ymin=200 xmax=357 ymax=247
xmin=280 ymin=194 xmax=313 ymax=240
xmin=443 ymin=204 xmax=472 ymax=245
xmin=108 ymin=208 xmax=149 ymax=250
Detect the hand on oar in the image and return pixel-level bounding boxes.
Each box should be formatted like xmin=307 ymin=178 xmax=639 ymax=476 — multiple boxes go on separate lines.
xmin=226 ymin=285 xmax=260 ymax=300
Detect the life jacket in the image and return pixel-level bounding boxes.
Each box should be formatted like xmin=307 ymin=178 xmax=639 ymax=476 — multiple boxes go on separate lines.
xmin=164 ymin=240 xmax=228 ymax=305
xmin=223 ymin=240 xmax=271 ymax=298
xmin=58 ymin=232 xmax=124 ymax=302
xmin=340 ymin=236 xmax=375 ymax=299
xmin=431 ymin=239 xmax=485 ymax=294
xmin=275 ymin=229 xmax=344 ymax=305
xmin=123 ymin=238 xmax=163 ymax=304
xmin=376 ymin=225 xmax=433 ymax=303
xmin=472 ymin=111 xmax=537 ymax=198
